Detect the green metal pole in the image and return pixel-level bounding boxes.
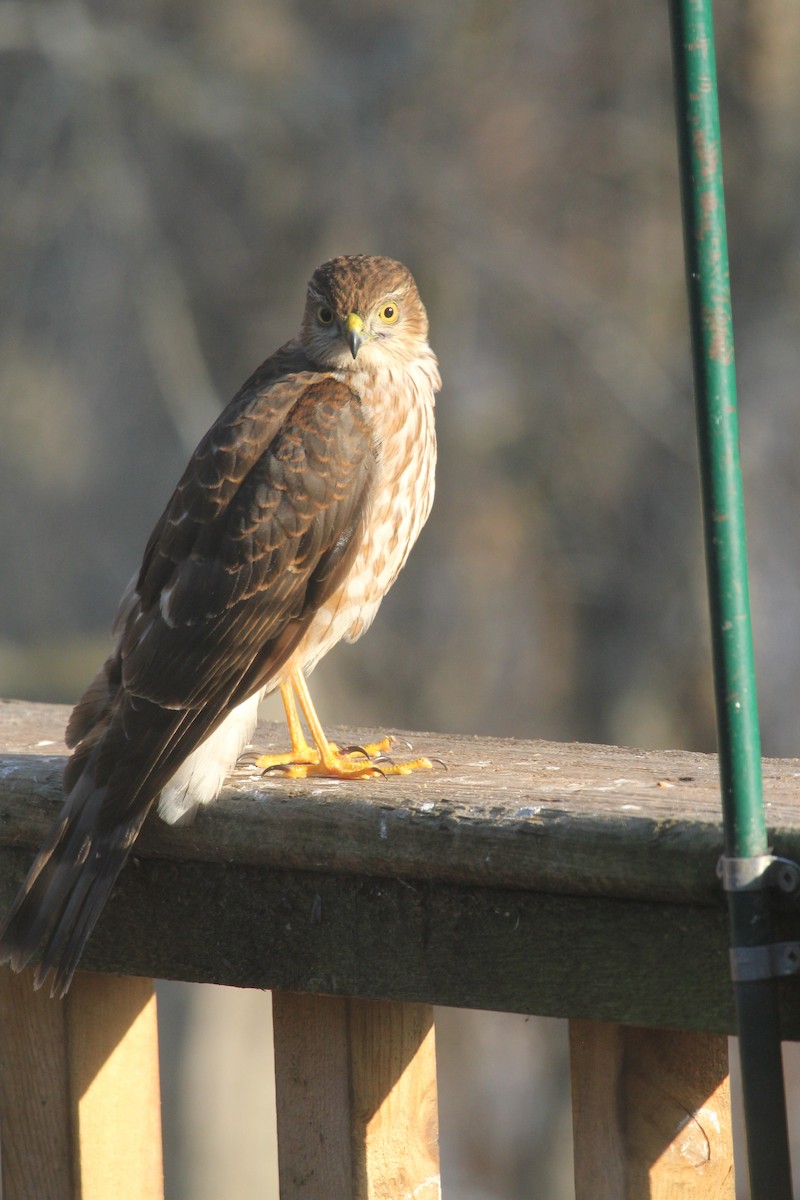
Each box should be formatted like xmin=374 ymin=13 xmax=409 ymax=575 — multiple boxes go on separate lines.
xmin=668 ymin=1 xmax=793 ymax=1195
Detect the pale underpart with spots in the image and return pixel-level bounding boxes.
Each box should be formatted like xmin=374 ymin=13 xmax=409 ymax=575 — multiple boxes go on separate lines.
xmin=0 ymin=254 xmax=440 ymax=996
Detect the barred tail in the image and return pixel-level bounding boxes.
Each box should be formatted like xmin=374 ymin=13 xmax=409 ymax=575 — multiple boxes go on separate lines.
xmin=0 ymin=758 xmax=150 ymax=998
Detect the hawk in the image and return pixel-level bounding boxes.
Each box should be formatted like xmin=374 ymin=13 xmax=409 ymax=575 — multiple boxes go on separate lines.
xmin=0 ymin=255 xmax=440 ymax=996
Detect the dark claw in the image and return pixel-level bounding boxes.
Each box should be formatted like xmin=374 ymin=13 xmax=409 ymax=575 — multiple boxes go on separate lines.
xmin=261 ymin=763 xmax=295 ymax=776
xmin=430 ymin=757 xmax=448 ymax=771
xmin=341 ymin=744 xmax=373 ymax=760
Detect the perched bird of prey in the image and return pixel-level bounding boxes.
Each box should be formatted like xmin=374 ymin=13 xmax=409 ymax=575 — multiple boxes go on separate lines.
xmin=0 ymin=254 xmax=440 ymax=997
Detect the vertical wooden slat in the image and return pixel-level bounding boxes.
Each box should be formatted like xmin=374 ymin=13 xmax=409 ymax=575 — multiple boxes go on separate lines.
xmin=349 ymin=998 xmax=440 ymax=1200
xmin=570 ymin=1020 xmax=734 ymax=1199
xmin=272 ymin=991 xmax=354 ymax=1198
xmin=66 ymin=973 xmax=164 ymax=1200
xmin=273 ymin=992 xmax=440 ymax=1200
xmin=0 ymin=966 xmax=72 ymax=1200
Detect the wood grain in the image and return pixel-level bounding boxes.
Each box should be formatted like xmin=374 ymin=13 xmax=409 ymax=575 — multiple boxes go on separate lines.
xmin=273 ymin=992 xmax=354 ymax=1198
xmin=66 ymin=974 xmax=164 ymax=1200
xmin=349 ymin=999 xmax=439 ymax=1200
xmin=0 ymin=966 xmax=71 ymax=1199
xmin=6 ymin=697 xmax=800 ymax=906
xmin=273 ymin=992 xmax=439 ymax=1200
xmin=570 ymin=1021 xmax=734 ymax=1199
xmin=0 ymin=966 xmax=163 ymax=1199
xmin=2 ymin=699 xmax=800 ymax=1034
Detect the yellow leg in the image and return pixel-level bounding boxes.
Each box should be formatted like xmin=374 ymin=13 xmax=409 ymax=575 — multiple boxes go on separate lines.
xmin=282 ymin=682 xmax=314 ymax=758
xmin=253 ymin=682 xmax=318 ymax=770
xmin=255 ymin=670 xmax=433 ymax=779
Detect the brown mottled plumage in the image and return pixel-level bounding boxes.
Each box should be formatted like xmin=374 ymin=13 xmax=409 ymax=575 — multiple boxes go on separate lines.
xmin=0 ymin=255 xmax=440 ymax=996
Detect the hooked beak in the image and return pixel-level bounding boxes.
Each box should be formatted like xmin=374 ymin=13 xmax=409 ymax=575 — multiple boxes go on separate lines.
xmin=344 ymin=312 xmax=365 ymax=359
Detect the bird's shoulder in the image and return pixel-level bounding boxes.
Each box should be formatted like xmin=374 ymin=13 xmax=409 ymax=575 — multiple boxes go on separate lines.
xmin=131 ymin=342 xmax=374 ymax=616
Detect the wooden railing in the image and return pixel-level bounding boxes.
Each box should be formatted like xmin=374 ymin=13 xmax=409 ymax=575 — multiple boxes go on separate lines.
xmin=3 ymin=698 xmax=800 ymax=1197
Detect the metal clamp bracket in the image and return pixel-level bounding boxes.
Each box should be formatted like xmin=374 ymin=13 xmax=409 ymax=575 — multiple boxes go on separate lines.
xmin=716 ymin=853 xmax=800 ymax=895
xmin=730 ymin=942 xmax=800 ymax=983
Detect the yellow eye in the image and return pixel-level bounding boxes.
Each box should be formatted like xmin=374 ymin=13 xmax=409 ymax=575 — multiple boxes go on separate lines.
xmin=317 ymin=305 xmax=334 ymax=325
xmin=378 ymin=303 xmax=399 ymax=324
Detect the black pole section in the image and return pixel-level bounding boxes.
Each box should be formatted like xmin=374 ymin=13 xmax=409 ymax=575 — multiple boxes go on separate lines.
xmin=668 ymin=1 xmax=793 ymax=1195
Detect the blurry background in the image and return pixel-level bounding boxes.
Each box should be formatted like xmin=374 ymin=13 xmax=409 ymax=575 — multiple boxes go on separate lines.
xmin=1 ymin=0 xmax=799 ymax=1195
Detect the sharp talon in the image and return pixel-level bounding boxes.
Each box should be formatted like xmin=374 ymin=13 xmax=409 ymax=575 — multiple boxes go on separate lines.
xmin=430 ymin=758 xmax=448 ymax=771
xmin=253 ymin=732 xmax=432 ymax=781
xmin=341 ymin=744 xmax=372 ymax=760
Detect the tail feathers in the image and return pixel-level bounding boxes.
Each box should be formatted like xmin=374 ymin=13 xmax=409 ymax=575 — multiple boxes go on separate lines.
xmin=0 ymin=774 xmax=148 ymax=998
xmin=2 ymin=687 xmax=226 ymax=996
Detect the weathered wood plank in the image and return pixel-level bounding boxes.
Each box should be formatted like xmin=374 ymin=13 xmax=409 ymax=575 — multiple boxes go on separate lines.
xmin=0 ymin=698 xmax=765 ymax=903
xmin=7 ymin=699 xmax=800 ymax=905
xmin=2 ymin=699 xmax=800 ymax=1034
xmin=1 ymin=844 xmax=742 ymax=1030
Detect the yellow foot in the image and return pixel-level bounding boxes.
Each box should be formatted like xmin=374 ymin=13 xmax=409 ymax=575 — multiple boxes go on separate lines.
xmin=254 ymin=736 xmax=432 ymax=780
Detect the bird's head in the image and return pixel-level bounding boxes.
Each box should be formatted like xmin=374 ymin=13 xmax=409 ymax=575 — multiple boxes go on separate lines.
xmin=300 ymin=255 xmax=430 ymax=371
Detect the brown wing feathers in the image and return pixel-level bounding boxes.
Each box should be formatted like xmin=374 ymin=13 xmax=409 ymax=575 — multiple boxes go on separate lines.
xmin=0 ymin=368 xmax=375 ymax=995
